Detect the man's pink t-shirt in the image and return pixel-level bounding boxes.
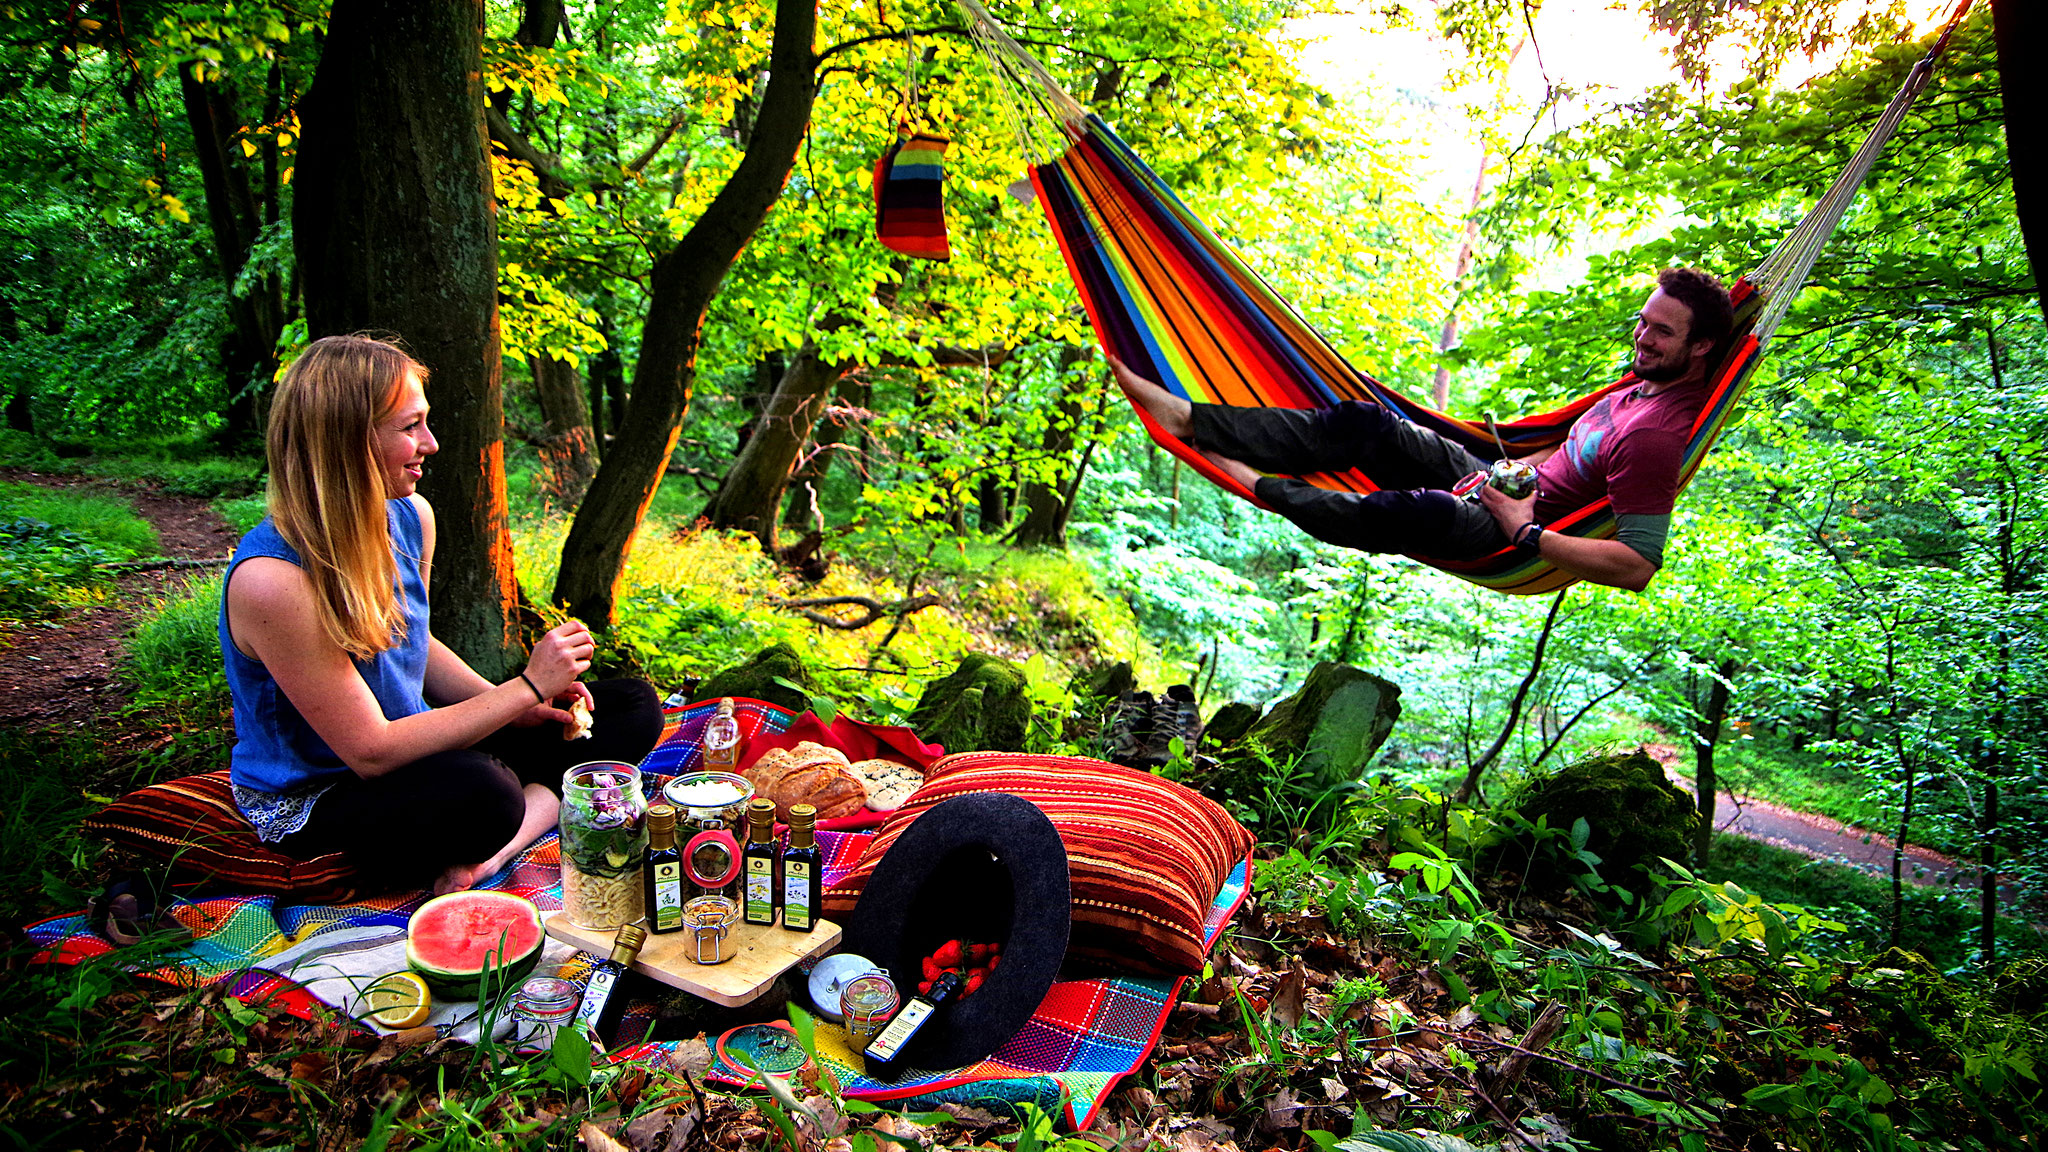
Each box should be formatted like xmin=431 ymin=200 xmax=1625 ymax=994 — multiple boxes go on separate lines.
xmin=1533 ymin=381 xmax=1707 ymax=523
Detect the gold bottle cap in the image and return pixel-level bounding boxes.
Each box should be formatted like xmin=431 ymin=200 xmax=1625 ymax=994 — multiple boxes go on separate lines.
xmin=747 ymin=797 xmax=777 ymax=831
xmin=789 ymin=803 xmax=817 ymax=828
xmin=612 ymin=923 xmax=647 ymax=963
xmin=647 ymin=804 xmax=677 ymax=835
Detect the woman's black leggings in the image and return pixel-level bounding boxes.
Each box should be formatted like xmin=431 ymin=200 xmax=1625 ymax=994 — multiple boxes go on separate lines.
xmin=279 ymin=678 xmax=663 ymax=890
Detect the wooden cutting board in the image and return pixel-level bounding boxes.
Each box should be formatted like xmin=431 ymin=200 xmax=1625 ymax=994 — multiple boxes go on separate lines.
xmin=543 ymin=912 xmax=842 ymax=1007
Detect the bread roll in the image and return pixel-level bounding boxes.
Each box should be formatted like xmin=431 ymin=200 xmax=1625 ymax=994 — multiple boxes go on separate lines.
xmin=746 ymin=741 xmax=864 ymax=821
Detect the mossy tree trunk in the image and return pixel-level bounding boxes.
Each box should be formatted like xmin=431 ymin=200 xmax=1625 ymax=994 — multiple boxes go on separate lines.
xmin=296 ymin=0 xmax=520 ymax=678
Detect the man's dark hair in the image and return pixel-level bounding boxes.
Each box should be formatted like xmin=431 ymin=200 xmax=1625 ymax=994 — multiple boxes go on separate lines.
xmin=1657 ymin=267 xmax=1734 ymax=352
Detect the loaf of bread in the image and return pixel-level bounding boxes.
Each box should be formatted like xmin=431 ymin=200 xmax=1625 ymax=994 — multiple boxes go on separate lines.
xmin=746 ymin=741 xmax=867 ymax=821
xmin=848 ymin=758 xmax=925 ymax=812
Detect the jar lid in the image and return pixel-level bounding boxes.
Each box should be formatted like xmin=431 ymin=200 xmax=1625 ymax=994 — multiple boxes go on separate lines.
xmin=518 ymin=976 xmax=580 ymax=1014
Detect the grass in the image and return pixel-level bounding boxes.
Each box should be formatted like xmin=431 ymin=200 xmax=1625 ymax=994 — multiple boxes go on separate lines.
xmin=0 ymin=480 xmax=159 ymax=558
xmin=121 ymin=574 xmax=229 ymax=713
xmin=0 ymin=727 xmax=105 ymax=926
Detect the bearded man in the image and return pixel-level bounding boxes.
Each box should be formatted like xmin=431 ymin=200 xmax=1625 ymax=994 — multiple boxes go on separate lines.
xmin=1110 ymin=268 xmax=1734 ymax=593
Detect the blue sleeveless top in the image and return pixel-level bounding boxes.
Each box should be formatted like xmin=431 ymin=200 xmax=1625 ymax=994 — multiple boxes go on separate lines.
xmin=222 ymin=499 xmax=433 ymax=837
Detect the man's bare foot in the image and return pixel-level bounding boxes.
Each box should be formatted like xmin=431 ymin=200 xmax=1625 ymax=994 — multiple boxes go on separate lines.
xmin=433 ymin=863 xmax=481 ymax=895
xmin=1108 ymin=356 xmax=1194 ymax=440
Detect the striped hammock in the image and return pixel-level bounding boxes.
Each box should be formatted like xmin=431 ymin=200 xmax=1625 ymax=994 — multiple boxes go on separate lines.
xmin=962 ymin=0 xmax=1969 ymax=594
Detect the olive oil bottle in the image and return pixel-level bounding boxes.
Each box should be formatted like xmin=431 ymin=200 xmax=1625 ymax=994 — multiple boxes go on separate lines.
xmin=780 ymin=803 xmax=821 ymax=932
xmin=643 ymin=804 xmax=685 ymax=934
xmin=740 ymin=798 xmax=780 ymax=926
xmin=572 ymin=924 xmax=646 ymax=1048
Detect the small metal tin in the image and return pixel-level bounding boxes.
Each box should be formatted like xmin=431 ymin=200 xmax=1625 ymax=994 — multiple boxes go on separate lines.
xmin=683 ymin=895 xmax=741 ymax=964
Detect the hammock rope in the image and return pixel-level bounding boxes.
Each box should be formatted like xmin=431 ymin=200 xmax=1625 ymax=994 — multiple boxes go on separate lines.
xmin=959 ymin=0 xmax=1975 ymax=593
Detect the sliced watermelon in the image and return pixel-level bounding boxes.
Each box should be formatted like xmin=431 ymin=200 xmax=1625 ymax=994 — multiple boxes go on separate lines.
xmin=405 ymin=890 xmax=545 ymax=1001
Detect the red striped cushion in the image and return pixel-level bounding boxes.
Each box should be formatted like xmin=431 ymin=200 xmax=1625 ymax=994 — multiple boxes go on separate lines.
xmin=821 ymin=752 xmax=1251 ymax=975
xmin=82 ymin=772 xmax=359 ymax=901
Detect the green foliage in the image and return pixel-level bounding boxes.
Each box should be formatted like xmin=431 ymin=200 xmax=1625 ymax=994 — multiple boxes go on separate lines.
xmin=0 ymin=482 xmax=158 ymax=557
xmin=0 ymin=727 xmax=103 ymax=927
xmin=0 ymin=518 xmax=122 ymax=619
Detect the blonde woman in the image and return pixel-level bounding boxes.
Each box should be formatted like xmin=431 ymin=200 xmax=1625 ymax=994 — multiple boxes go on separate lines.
xmin=222 ymin=335 xmax=661 ymax=894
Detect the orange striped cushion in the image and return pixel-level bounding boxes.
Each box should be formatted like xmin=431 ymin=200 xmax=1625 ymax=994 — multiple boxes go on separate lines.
xmin=82 ymin=771 xmax=359 ymax=901
xmin=821 ymin=752 xmax=1251 ymax=975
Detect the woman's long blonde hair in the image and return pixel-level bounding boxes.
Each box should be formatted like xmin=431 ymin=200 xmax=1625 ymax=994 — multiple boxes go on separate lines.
xmin=266 ymin=335 xmax=428 ymax=660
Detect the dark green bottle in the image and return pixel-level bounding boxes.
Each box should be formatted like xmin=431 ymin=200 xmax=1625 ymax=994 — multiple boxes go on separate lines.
xmin=780 ymin=803 xmax=821 ymax=932
xmin=644 ymin=804 xmax=685 ymax=934
xmin=741 ymin=798 xmax=780 ymax=926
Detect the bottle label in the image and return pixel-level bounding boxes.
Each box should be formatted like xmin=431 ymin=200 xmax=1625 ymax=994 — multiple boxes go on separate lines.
xmin=574 ymin=967 xmax=619 ymax=1033
xmin=782 ymin=860 xmax=812 ymax=929
xmin=744 ymin=857 xmax=776 ymax=923
xmin=652 ymin=861 xmax=684 ymax=931
xmin=865 ymin=997 xmax=933 ymax=1061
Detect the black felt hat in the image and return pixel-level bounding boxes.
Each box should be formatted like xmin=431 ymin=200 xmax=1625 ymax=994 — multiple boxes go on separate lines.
xmin=842 ymin=792 xmax=1070 ymax=1077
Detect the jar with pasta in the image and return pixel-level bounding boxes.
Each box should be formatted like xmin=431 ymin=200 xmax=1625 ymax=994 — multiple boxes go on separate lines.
xmin=561 ymin=761 xmax=650 ymax=930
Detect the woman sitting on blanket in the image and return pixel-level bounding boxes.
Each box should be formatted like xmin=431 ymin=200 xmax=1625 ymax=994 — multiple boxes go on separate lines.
xmin=222 ymin=335 xmax=662 ymax=895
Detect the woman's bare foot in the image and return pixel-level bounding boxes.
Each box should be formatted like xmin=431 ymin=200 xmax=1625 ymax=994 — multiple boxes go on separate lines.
xmin=433 ymin=863 xmax=481 ymax=895
xmin=1108 ymin=356 xmax=1194 ymax=440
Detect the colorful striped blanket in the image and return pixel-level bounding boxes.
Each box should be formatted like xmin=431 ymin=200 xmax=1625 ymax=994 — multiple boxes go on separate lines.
xmin=30 ymin=699 xmax=1248 ymax=1129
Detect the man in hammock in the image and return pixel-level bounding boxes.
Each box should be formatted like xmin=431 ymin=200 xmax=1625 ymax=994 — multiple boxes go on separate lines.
xmin=1110 ymin=269 xmax=1734 ymax=593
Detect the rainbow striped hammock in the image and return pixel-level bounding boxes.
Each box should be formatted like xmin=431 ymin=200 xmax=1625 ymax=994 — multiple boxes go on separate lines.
xmin=962 ymin=1 xmax=1966 ymax=594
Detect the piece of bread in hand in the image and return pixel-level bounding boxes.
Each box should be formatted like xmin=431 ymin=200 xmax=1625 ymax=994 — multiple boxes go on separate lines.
xmin=847 ymin=758 xmax=925 ymax=812
xmin=564 ymin=696 xmax=594 ymax=741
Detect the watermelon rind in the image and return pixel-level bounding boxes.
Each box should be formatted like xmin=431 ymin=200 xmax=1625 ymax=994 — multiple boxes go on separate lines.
xmin=405 ymin=890 xmax=545 ymax=1002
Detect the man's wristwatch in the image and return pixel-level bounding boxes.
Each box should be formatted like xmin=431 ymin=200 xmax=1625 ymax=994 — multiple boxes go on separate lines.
xmin=1515 ymin=522 xmax=1544 ymax=550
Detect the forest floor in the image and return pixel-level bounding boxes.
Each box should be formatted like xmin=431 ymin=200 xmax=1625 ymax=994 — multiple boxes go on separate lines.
xmin=0 ymin=467 xmax=235 ymax=736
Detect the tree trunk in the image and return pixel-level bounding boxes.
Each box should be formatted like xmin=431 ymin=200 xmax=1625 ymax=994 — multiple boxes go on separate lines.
xmin=179 ymin=63 xmax=287 ymax=449
xmin=784 ymin=383 xmax=853 ymax=534
xmin=532 ymin=354 xmax=597 ymax=505
xmin=1014 ymin=348 xmax=1090 ymax=547
xmin=700 ymin=342 xmax=842 ymax=550
xmin=1991 ymin=0 xmax=2048 ymax=325
xmin=1691 ymin=657 xmax=1739 ymax=868
xmin=295 ymin=0 xmax=520 ymax=678
xmin=552 ymin=0 xmax=816 ymax=625
xmin=977 ymin=475 xmax=1010 ymax=534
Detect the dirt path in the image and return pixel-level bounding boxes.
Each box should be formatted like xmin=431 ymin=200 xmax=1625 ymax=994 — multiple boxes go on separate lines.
xmin=1641 ymin=744 xmax=1998 ymax=901
xmin=0 ymin=468 xmax=236 ymax=734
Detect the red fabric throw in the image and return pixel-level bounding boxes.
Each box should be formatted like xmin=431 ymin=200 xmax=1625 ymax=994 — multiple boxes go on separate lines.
xmin=738 ymin=711 xmax=946 ymax=832
xmin=83 ymin=771 xmax=360 ymax=901
xmin=822 ymin=752 xmax=1253 ymax=975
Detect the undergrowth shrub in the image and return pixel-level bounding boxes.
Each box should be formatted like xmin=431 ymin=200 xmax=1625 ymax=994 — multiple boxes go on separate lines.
xmin=0 ymin=519 xmax=121 ymax=619
xmin=121 ymin=575 xmax=228 ymax=715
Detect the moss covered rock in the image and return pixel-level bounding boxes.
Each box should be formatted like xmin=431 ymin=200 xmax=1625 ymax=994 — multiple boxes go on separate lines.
xmin=908 ymin=652 xmax=1033 ymax=753
xmin=694 ymin=643 xmax=814 ymax=712
xmin=1066 ymin=659 xmax=1137 ymax=703
xmin=1242 ymin=662 xmax=1401 ymax=789
xmin=1510 ymin=750 xmax=1698 ymax=887
xmin=1203 ymin=701 xmax=1263 ymax=748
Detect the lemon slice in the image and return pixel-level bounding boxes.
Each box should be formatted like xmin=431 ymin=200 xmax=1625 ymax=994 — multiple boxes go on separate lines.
xmin=363 ymin=971 xmax=432 ymax=1030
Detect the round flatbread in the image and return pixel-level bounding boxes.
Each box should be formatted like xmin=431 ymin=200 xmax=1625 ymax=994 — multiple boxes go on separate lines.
xmin=849 ymin=758 xmax=925 ymax=812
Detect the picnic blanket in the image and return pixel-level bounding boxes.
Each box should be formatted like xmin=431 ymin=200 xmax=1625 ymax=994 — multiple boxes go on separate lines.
xmin=29 ymin=698 xmax=1249 ymax=1129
